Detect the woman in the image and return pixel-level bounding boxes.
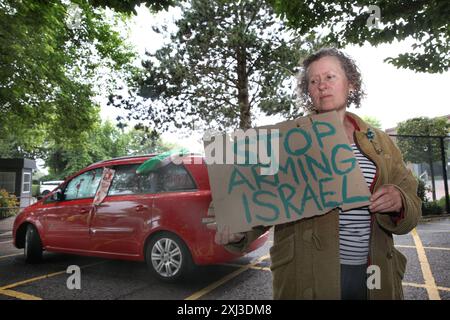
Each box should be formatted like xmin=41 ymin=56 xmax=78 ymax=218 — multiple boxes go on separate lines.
xmin=209 ymin=48 xmax=421 ymax=300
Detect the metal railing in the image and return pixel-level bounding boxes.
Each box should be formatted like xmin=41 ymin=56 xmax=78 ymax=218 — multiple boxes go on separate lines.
xmin=390 ymin=134 xmax=450 ymax=214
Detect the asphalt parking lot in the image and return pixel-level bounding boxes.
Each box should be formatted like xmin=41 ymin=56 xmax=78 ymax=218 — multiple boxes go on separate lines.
xmin=0 ymin=216 xmax=449 ymax=300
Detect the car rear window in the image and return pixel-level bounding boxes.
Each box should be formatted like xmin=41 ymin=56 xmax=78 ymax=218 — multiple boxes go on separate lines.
xmin=155 ymin=163 xmax=196 ymax=192
xmin=108 ymin=164 xmax=156 ymax=196
xmin=107 ymin=162 xmax=196 ymax=196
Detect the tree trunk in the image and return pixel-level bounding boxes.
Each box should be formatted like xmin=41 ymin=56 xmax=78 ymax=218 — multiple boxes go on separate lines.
xmin=237 ymin=44 xmax=251 ymax=130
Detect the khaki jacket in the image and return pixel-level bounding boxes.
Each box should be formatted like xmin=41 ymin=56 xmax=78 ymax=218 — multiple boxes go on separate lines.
xmin=226 ymin=112 xmax=421 ymax=300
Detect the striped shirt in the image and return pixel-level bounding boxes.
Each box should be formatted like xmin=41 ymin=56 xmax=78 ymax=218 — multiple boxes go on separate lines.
xmin=339 ymin=144 xmax=377 ymax=265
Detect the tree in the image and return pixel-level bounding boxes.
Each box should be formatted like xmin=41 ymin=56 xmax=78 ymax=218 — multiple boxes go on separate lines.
xmin=267 ymin=0 xmax=450 ymax=73
xmin=397 ymin=116 xmax=449 ymax=200
xmin=110 ymin=0 xmax=308 ymax=133
xmin=44 ymin=121 xmax=176 ymax=179
xmin=88 ymin=0 xmax=176 ymax=13
xmin=361 ymin=116 xmax=382 ymax=129
xmin=0 ymin=0 xmax=137 ymax=158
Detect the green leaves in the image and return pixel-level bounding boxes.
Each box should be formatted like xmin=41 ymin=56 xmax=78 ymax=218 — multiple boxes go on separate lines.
xmin=88 ymin=0 xmax=176 ymax=14
xmin=111 ymin=0 xmax=306 ymax=134
xmin=1 ymin=0 xmax=137 ymax=159
xmin=397 ymin=116 xmax=449 ymax=164
xmin=267 ymin=0 xmax=450 ymax=73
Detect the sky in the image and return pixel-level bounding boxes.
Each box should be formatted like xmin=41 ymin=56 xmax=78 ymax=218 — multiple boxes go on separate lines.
xmin=100 ymin=5 xmax=450 ymax=151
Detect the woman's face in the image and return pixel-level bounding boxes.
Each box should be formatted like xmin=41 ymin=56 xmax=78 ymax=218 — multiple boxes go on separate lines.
xmin=307 ymin=56 xmax=353 ymax=113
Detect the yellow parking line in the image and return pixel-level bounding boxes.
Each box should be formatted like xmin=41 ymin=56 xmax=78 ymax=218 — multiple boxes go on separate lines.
xmin=221 ymin=262 xmax=271 ymax=272
xmin=0 ymin=261 xmax=105 ymax=291
xmin=0 ymin=270 xmax=67 ymax=290
xmin=0 ymin=289 xmax=42 ymax=300
xmin=403 ymin=282 xmax=450 ymax=292
xmin=0 ymin=253 xmax=22 ymax=260
xmin=411 ymin=228 xmax=441 ymax=300
xmin=185 ymin=254 xmax=270 ymax=300
xmin=396 ymin=245 xmax=450 ymax=251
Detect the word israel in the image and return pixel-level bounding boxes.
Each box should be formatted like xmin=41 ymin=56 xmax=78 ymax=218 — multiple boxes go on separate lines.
xmin=203 ymin=128 xmax=280 ymax=175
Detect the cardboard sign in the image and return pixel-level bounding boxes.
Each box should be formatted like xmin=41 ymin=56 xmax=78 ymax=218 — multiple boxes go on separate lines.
xmin=204 ymin=111 xmax=371 ymax=234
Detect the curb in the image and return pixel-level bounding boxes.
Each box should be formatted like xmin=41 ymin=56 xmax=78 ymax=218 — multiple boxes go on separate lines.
xmin=420 ymin=213 xmax=450 ymax=222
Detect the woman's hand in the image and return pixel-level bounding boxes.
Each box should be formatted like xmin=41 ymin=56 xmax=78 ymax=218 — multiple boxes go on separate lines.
xmin=369 ymin=185 xmax=403 ymax=213
xmin=204 ymin=203 xmax=245 ymax=245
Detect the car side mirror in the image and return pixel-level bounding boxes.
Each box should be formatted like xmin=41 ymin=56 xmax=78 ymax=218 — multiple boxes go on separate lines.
xmin=51 ymin=189 xmax=65 ymax=201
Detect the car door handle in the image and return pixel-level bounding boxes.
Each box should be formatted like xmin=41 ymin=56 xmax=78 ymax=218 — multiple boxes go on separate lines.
xmin=79 ymin=208 xmax=89 ymax=214
xmin=135 ymin=205 xmax=146 ymax=212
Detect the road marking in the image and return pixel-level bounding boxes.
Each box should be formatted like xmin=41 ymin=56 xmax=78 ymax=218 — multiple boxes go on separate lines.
xmin=0 ymin=240 xmax=13 ymax=245
xmin=221 ymin=262 xmax=271 ymax=272
xmin=0 ymin=253 xmax=22 ymax=260
xmin=396 ymin=245 xmax=450 ymax=251
xmin=411 ymin=228 xmax=441 ymax=300
xmin=0 ymin=289 xmax=42 ymax=300
xmin=0 ymin=261 xmax=105 ymax=292
xmin=403 ymin=282 xmax=450 ymax=293
xmin=0 ymin=270 xmax=68 ymax=290
xmin=185 ymin=254 xmax=270 ymax=300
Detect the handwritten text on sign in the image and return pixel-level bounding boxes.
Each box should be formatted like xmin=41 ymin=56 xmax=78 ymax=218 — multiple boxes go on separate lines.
xmin=205 ymin=112 xmax=371 ymax=234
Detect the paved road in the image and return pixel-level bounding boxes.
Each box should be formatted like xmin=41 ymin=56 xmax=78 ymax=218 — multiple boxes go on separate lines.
xmin=0 ymin=216 xmax=449 ymax=300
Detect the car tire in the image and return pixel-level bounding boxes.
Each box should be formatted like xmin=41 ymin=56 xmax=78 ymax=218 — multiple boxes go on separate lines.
xmin=24 ymin=224 xmax=43 ymax=263
xmin=146 ymin=232 xmax=194 ymax=282
xmin=41 ymin=190 xmax=50 ymax=196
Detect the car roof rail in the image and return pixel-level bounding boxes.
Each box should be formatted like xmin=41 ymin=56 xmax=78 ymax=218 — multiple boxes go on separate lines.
xmin=88 ymin=152 xmax=204 ymax=167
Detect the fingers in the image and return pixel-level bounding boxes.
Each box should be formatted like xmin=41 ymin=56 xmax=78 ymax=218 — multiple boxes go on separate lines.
xmin=369 ymin=194 xmax=395 ymax=212
xmin=369 ymin=185 xmax=403 ymax=213
xmin=370 ymin=187 xmax=388 ymax=202
xmin=230 ymin=232 xmax=245 ymax=243
xmin=208 ymin=202 xmax=244 ymax=244
xmin=214 ymin=226 xmax=229 ymax=245
xmin=214 ymin=226 xmax=245 ymax=245
xmin=206 ymin=222 xmax=217 ymax=231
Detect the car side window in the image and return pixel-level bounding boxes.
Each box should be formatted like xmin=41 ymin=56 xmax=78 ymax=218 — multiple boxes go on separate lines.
xmin=155 ymin=163 xmax=196 ymax=192
xmin=64 ymin=168 xmax=103 ymax=200
xmin=109 ymin=164 xmax=140 ymax=195
xmin=108 ymin=164 xmax=156 ymax=195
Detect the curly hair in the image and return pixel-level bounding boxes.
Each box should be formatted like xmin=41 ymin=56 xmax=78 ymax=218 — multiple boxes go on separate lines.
xmin=296 ymin=48 xmax=365 ymax=113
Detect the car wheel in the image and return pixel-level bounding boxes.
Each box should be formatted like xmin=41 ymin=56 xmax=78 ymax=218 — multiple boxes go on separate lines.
xmin=41 ymin=190 xmax=50 ymax=196
xmin=146 ymin=232 xmax=193 ymax=282
xmin=24 ymin=224 xmax=43 ymax=263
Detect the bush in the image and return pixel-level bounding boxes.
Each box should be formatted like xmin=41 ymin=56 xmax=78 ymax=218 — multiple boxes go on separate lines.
xmin=416 ymin=177 xmax=430 ymax=203
xmin=422 ymin=200 xmax=444 ymax=216
xmin=0 ymin=189 xmax=19 ymax=219
xmin=32 ymin=184 xmax=40 ymax=197
xmin=437 ymin=196 xmax=449 ymax=213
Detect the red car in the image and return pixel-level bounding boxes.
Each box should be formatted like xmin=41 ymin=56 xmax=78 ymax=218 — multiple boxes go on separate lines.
xmin=13 ymin=154 xmax=268 ymax=281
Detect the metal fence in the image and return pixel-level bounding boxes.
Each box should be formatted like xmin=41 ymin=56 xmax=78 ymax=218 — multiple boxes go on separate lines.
xmin=390 ymin=134 xmax=450 ymax=214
